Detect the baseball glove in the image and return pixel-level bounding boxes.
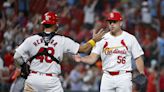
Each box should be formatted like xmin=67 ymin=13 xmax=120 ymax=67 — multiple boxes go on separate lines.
xmin=132 ymin=74 xmax=148 ymax=91
xmin=20 ymin=62 xmax=30 ymax=79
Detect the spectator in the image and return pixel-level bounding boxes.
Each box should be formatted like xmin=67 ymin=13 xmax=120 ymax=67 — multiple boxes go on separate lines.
xmin=83 ymin=0 xmax=98 ymax=30
xmin=147 ymin=66 xmax=158 ymax=92
xmin=156 ymin=31 xmax=164 ymax=65
xmin=159 ymin=65 xmax=164 ymax=92
xmin=69 ymin=63 xmax=84 ymax=91
xmin=0 ymin=56 xmax=4 ymax=69
xmin=141 ymin=1 xmax=152 ymax=24
xmin=3 ymin=50 xmax=14 ymax=68
xmin=18 ymin=0 xmax=29 ymax=13
xmin=161 ymin=0 xmax=164 ymax=19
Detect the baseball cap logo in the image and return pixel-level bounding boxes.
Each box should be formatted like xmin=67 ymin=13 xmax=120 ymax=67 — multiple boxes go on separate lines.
xmin=106 ymin=11 xmax=122 ymax=21
xmin=45 ymin=15 xmax=50 ymax=21
xmin=110 ymin=13 xmax=114 ymax=18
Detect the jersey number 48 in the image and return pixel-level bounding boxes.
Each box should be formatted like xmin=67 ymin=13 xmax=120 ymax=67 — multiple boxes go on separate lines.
xmin=36 ymin=47 xmax=55 ymax=63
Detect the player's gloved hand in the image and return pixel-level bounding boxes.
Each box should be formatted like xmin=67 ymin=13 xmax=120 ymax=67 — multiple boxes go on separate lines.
xmin=132 ymin=74 xmax=148 ymax=91
xmin=20 ymin=62 xmax=30 ymax=79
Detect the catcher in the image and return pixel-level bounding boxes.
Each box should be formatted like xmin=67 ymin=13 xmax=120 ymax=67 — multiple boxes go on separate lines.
xmin=13 ymin=11 xmax=105 ymax=92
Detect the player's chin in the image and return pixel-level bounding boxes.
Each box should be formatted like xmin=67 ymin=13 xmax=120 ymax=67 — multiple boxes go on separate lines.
xmin=109 ymin=27 xmax=114 ymax=31
xmin=109 ymin=29 xmax=115 ymax=32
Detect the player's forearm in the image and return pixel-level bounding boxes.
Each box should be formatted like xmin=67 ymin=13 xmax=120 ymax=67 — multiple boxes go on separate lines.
xmin=80 ymin=55 xmax=97 ymax=65
xmin=78 ymin=39 xmax=96 ymax=53
xmin=135 ymin=56 xmax=145 ymax=74
xmin=79 ymin=28 xmax=106 ymax=53
xmin=14 ymin=52 xmax=24 ymax=68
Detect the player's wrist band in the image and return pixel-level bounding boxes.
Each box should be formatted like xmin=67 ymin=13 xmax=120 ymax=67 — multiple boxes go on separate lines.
xmin=88 ymin=39 xmax=96 ymax=47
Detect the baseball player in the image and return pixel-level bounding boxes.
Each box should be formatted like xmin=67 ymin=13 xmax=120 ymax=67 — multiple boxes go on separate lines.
xmin=14 ymin=11 xmax=105 ymax=92
xmin=74 ymin=11 xmax=145 ymax=92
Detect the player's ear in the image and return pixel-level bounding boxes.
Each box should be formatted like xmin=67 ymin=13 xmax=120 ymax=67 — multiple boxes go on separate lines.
xmin=120 ymin=21 xmax=123 ymax=26
xmin=121 ymin=21 xmax=126 ymax=30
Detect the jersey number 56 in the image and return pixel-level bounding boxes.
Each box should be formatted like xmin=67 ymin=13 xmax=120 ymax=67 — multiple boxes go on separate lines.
xmin=117 ymin=56 xmax=126 ymax=64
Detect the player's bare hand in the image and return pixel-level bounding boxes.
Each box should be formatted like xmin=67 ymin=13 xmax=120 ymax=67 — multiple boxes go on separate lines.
xmin=73 ymin=54 xmax=81 ymax=63
xmin=92 ymin=28 xmax=106 ymax=42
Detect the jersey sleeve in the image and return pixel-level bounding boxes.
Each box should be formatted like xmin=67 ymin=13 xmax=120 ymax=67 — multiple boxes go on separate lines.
xmin=91 ymin=40 xmax=102 ymax=55
xmin=63 ymin=37 xmax=80 ymax=54
xmin=131 ymin=36 xmax=144 ymax=59
xmin=15 ymin=38 xmax=30 ymax=62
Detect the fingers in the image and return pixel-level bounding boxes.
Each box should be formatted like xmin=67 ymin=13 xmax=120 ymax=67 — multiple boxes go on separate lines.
xmin=97 ymin=28 xmax=103 ymax=34
xmin=97 ymin=28 xmax=106 ymax=36
xmin=93 ymin=24 xmax=107 ymax=35
xmin=93 ymin=23 xmax=103 ymax=32
xmin=94 ymin=22 xmax=101 ymax=29
xmin=93 ymin=29 xmax=96 ymax=36
xmin=92 ymin=27 xmax=108 ymax=42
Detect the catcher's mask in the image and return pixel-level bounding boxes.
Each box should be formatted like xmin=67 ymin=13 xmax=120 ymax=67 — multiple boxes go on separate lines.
xmin=41 ymin=11 xmax=58 ymax=25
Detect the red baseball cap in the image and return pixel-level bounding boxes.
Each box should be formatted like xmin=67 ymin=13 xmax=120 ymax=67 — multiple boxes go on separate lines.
xmin=106 ymin=11 xmax=122 ymax=21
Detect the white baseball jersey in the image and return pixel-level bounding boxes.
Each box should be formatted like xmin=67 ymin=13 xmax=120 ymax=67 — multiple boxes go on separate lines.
xmin=16 ymin=33 xmax=79 ymax=75
xmin=92 ymin=31 xmax=144 ymax=71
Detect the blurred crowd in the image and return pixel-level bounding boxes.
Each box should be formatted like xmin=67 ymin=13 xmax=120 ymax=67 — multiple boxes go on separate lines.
xmin=0 ymin=0 xmax=164 ymax=92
